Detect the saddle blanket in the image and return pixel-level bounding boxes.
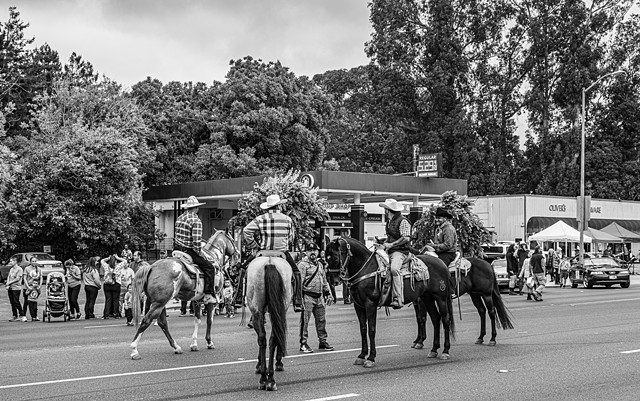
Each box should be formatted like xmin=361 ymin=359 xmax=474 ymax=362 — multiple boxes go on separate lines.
xmin=375 ymin=251 xmax=430 ymax=282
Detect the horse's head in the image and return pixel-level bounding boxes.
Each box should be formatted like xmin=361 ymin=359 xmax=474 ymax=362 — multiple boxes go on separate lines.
xmin=324 ymin=236 xmax=361 ymax=282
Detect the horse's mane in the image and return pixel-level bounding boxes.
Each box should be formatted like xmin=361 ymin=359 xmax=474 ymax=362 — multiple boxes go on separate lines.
xmin=340 ymin=237 xmax=371 ymax=257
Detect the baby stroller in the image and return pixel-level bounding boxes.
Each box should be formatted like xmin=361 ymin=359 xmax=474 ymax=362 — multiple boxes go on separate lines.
xmin=43 ymin=271 xmax=70 ymax=322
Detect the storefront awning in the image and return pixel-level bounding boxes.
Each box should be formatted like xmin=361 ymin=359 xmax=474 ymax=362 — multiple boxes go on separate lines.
xmin=527 ymin=217 xmax=640 ymax=237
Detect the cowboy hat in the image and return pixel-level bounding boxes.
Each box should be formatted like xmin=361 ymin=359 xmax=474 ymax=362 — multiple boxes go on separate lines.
xmin=435 ymin=207 xmax=452 ymax=219
xmin=181 ymin=196 xmax=206 ymax=209
xmin=260 ymin=194 xmax=288 ymax=210
xmin=379 ymin=198 xmax=403 ymax=212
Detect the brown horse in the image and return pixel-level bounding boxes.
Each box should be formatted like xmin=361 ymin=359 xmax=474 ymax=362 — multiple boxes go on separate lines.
xmin=412 ymin=256 xmax=514 ymax=348
xmin=245 ymin=252 xmax=292 ymax=391
xmin=129 ymin=230 xmax=239 ymax=360
xmin=325 ymin=237 xmax=455 ymax=367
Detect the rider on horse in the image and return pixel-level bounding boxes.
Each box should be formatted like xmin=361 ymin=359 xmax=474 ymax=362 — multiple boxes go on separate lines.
xmin=234 ymin=194 xmax=304 ymax=313
xmin=174 ymin=196 xmax=217 ymax=297
xmin=379 ymin=198 xmax=412 ymax=309
xmin=432 ymin=207 xmax=458 ymax=267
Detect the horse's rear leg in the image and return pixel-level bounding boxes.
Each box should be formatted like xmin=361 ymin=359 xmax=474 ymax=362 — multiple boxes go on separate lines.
xmin=412 ymin=301 xmax=427 ymax=349
xmin=265 ymin=332 xmax=278 ymax=391
xmin=154 ymin=306 xmax=182 ymax=354
xmin=470 ymin=294 xmax=487 ymax=344
xmin=483 ymin=295 xmax=498 ymax=346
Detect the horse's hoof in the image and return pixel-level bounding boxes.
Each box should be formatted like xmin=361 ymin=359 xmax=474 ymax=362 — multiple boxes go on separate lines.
xmin=440 ymin=353 xmax=450 ymax=360
xmin=414 ymin=343 xmax=424 ymax=350
xmin=488 ymin=341 xmax=496 ymax=346
xmin=475 ymin=339 xmax=484 ymax=345
xmin=174 ymin=346 xmax=183 ymax=354
xmin=190 ymin=345 xmax=199 ymax=352
xmin=130 ymin=351 xmax=141 ymax=360
xmin=427 ymin=351 xmax=438 ymax=358
xmin=255 ymin=368 xmax=261 ymax=375
xmin=207 ymin=341 xmax=215 ymax=350
xmin=411 ymin=343 xmax=416 ymax=348
xmin=363 ymin=360 xmax=375 ymax=368
xmin=258 ymin=384 xmax=266 ymax=390
xmin=354 ymin=358 xmax=365 ymax=365
xmin=266 ymin=382 xmax=278 ymax=391
xmin=275 ymin=364 xmax=284 ymax=372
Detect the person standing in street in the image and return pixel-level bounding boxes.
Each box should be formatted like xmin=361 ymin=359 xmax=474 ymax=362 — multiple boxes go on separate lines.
xmin=5 ymin=256 xmax=27 ymax=322
xmin=23 ymin=256 xmax=43 ymax=321
xmin=100 ymin=254 xmax=127 ymax=319
xmin=82 ymin=257 xmax=101 ymax=319
xmin=506 ymin=244 xmax=519 ymax=295
xmin=65 ymin=259 xmax=83 ymax=319
xmin=529 ymin=246 xmax=546 ymax=301
xmin=299 ymin=245 xmax=334 ymax=353
xmin=119 ymin=254 xmax=136 ymax=318
xmin=516 ymin=243 xmax=529 ymax=294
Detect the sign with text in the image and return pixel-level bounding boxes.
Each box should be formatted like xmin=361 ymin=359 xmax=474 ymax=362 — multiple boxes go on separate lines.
xmin=416 ymin=153 xmax=442 ymax=178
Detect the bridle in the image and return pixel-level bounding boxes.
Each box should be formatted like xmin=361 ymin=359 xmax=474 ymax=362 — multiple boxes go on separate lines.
xmin=333 ymin=237 xmax=376 ymax=286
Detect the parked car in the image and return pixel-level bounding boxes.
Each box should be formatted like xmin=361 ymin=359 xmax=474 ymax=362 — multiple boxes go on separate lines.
xmin=569 ymin=256 xmax=630 ymax=289
xmin=481 ymin=243 xmax=513 ymax=263
xmin=490 ymin=258 xmax=510 ymax=290
xmin=1 ymin=252 xmax=64 ymax=280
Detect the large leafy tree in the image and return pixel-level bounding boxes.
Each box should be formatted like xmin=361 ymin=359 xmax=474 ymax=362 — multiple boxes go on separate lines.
xmin=230 ymin=171 xmax=328 ymax=250
xmin=412 ymin=190 xmax=492 ymax=256
xmin=0 ymin=109 xmax=21 ymax=251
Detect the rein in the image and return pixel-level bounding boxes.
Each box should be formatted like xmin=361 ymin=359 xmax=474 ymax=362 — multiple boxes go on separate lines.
xmin=336 ymin=238 xmax=378 ymax=287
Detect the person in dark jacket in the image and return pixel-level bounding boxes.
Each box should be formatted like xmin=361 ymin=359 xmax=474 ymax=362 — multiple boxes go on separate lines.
xmin=506 ymin=244 xmax=519 ymax=295
xmin=379 ymin=199 xmax=412 ymax=309
xmin=529 ymin=246 xmax=546 ymax=301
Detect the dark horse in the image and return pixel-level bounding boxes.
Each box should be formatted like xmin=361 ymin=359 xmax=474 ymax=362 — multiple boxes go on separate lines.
xmin=129 ymin=230 xmax=239 ymax=360
xmin=413 ymin=256 xmax=514 ymax=348
xmin=245 ymin=252 xmax=292 ymax=391
xmin=325 ymin=237 xmax=455 ymax=367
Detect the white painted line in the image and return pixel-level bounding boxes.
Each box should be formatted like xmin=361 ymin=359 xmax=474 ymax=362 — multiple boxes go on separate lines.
xmin=85 ymin=324 xmax=129 ymax=329
xmin=0 ymin=345 xmax=398 ymax=389
xmin=620 ymin=349 xmax=640 ymax=354
xmin=569 ymin=298 xmax=640 ymax=307
xmin=306 ymin=394 xmax=360 ymax=401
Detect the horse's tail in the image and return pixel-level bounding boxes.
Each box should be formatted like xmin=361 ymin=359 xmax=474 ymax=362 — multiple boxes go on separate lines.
xmin=491 ymin=275 xmax=514 ymax=330
xmin=132 ymin=263 xmax=152 ymax=329
xmin=264 ymin=263 xmax=287 ymax=356
xmin=445 ymin=272 xmax=456 ymax=341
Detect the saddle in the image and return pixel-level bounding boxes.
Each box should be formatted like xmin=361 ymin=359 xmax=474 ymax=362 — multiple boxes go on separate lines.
xmin=171 ymin=250 xmax=220 ymax=303
xmin=375 ymin=248 xmax=430 ymax=308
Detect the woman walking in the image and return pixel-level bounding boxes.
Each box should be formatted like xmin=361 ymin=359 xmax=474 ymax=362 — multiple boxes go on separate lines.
xmin=65 ymin=259 xmax=83 ymax=319
xmin=82 ymin=257 xmax=101 ymax=319
xmin=100 ymin=254 xmax=127 ymax=319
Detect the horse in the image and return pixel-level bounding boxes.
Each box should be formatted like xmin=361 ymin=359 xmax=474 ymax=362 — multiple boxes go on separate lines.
xmin=325 ymin=237 xmax=455 ymax=367
xmin=413 ymin=255 xmax=514 ymax=347
xmin=245 ymin=251 xmax=292 ymax=391
xmin=129 ymin=230 xmax=240 ymax=360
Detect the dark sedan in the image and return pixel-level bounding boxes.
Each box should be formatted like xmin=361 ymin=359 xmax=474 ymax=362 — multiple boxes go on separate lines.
xmin=570 ymin=256 xmax=630 ymax=289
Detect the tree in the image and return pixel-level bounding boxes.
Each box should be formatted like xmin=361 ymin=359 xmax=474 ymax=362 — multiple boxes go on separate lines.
xmin=412 ymin=190 xmax=491 ymax=256
xmin=229 ymin=170 xmax=329 ymax=250
xmin=0 ymin=108 xmax=21 ymax=253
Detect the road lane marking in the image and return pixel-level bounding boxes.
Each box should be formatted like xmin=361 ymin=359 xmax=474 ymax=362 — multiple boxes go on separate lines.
xmin=569 ymin=297 xmax=640 ymax=307
xmin=620 ymin=349 xmax=640 ymax=354
xmin=0 ymin=345 xmax=398 ymax=389
xmin=306 ymin=394 xmax=360 ymax=401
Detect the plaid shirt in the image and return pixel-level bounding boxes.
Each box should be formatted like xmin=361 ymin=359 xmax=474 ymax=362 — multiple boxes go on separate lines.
xmin=243 ymin=210 xmax=294 ymax=251
xmin=174 ymin=210 xmax=203 ymax=252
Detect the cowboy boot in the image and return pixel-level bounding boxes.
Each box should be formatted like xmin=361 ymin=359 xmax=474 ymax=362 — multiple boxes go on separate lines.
xmin=293 ymin=271 xmax=304 ymax=312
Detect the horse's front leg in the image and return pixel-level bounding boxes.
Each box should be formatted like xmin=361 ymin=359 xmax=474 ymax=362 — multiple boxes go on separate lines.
xmin=365 ymin=305 xmax=377 ymax=368
xmin=156 ymin=307 xmax=182 ymax=354
xmin=204 ymin=302 xmax=215 ymax=349
xmin=189 ymin=303 xmax=202 ymax=351
xmin=412 ymin=300 xmax=427 ymax=349
xmin=353 ymin=304 xmax=368 ymax=366
xmin=470 ymin=294 xmax=487 ymax=344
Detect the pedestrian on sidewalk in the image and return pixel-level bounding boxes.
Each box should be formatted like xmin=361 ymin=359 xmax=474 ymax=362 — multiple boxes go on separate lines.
xmin=82 ymin=257 xmax=102 ymax=319
xmin=5 ymin=256 xmax=27 ymax=322
xmin=101 ymin=254 xmax=127 ymax=319
xmin=124 ymin=284 xmax=134 ymax=326
xmin=65 ymin=259 xmax=83 ymax=319
xmin=23 ymin=256 xmax=43 ymax=321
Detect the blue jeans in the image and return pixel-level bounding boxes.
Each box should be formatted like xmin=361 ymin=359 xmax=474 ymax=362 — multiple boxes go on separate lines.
xmin=299 ymin=294 xmax=328 ymax=345
xmin=390 ymin=252 xmax=407 ymax=304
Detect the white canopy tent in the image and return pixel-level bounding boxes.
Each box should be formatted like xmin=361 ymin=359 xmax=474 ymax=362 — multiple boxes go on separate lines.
xmin=529 ymin=220 xmax=593 ymax=243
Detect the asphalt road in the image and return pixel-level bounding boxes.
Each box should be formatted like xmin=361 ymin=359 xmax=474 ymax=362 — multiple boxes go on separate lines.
xmin=1 ymin=277 xmax=639 ymax=401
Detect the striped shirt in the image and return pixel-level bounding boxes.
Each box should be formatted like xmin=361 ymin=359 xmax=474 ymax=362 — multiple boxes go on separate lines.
xmin=399 ymin=219 xmax=411 ymax=237
xmin=174 ymin=210 xmax=203 ymax=252
xmin=243 ymin=210 xmax=294 ymax=251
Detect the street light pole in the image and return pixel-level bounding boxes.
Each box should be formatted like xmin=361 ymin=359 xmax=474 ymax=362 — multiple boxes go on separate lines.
xmin=579 ymin=70 xmax=626 ymax=268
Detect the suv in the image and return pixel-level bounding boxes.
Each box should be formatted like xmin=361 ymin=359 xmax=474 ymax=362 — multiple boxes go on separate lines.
xmin=1 ymin=252 xmax=64 ymax=281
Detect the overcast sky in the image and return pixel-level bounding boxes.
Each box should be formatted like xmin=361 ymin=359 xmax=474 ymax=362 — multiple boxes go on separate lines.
xmin=13 ymin=0 xmax=372 ymax=89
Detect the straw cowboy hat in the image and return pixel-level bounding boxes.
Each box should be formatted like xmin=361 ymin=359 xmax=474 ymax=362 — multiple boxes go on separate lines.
xmin=379 ymin=198 xmax=403 ymax=212
xmin=181 ymin=196 xmax=206 ymax=209
xmin=435 ymin=207 xmax=453 ymax=219
xmin=260 ymin=194 xmax=288 ymax=210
